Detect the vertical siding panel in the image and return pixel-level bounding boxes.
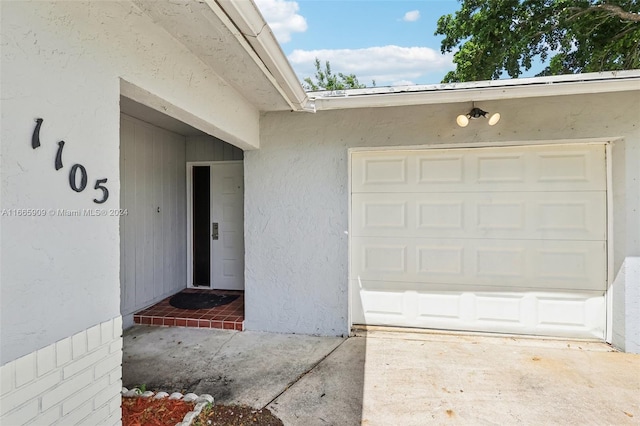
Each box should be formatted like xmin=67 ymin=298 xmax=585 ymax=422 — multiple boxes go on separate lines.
xmin=142 ymin=125 xmax=155 ymax=307
xmin=169 ymin=137 xmax=177 ymax=291
xmin=173 ymin=134 xmax=180 ymax=293
xmin=176 ymin=138 xmax=187 ymax=286
xmin=213 ymin=139 xmax=224 ymax=161
xmin=223 ymin=143 xmax=233 ymax=161
xmin=198 ymin=138 xmax=207 ymax=160
xmin=153 ymin=131 xmax=164 ymax=298
xmin=185 ymin=138 xmax=196 ymax=163
xmin=201 ymin=139 xmax=209 ymax=160
xmin=120 ymin=116 xmax=137 ymax=313
xmin=194 ymin=137 xmax=202 ymax=160
xmin=133 ymin=122 xmax=145 ymax=307
xmin=129 ymin=120 xmax=139 ymax=309
xmin=162 ymin=132 xmax=171 ymax=295
xmin=119 ymin=118 xmax=127 ymax=312
xmin=233 ymin=146 xmax=244 ymax=161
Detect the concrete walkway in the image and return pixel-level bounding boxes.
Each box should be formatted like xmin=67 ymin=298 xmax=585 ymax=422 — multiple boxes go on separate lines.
xmin=123 ymin=326 xmax=640 ymax=425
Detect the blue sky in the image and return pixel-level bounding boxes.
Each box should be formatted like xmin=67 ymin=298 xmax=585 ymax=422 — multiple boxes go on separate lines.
xmin=255 ymin=0 xmax=458 ymax=86
xmin=255 ymin=0 xmax=544 ymax=87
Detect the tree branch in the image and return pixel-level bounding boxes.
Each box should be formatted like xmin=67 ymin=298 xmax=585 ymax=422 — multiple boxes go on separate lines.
xmin=596 ymin=4 xmax=640 ymax=23
xmin=565 ymin=4 xmax=640 ymax=23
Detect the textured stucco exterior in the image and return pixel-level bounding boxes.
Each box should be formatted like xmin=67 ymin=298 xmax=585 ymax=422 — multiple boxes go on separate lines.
xmin=1 ymin=1 xmax=259 ymax=364
xmin=247 ymin=91 xmax=640 ymax=351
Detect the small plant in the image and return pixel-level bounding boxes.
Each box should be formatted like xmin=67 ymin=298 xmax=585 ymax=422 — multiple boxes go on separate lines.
xmin=192 ymin=403 xmax=213 ymax=426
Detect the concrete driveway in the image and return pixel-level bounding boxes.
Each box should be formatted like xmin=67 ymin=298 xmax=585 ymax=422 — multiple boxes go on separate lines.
xmin=123 ymin=326 xmax=639 ymax=425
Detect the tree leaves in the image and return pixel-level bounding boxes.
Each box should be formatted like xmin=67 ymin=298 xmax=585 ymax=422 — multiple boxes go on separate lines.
xmin=303 ymin=58 xmax=368 ymax=91
xmin=436 ymin=0 xmax=640 ymax=82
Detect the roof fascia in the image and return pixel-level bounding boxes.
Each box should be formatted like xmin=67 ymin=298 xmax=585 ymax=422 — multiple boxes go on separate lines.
xmin=212 ymin=0 xmax=310 ymax=112
xmin=310 ymin=71 xmax=640 ymax=111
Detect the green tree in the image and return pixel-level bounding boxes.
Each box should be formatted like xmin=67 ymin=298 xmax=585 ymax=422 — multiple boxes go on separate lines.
xmin=435 ymin=0 xmax=640 ymax=82
xmin=303 ymin=58 xmax=368 ymax=91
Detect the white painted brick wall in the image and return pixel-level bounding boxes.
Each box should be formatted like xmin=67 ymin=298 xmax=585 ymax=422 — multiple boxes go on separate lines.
xmin=0 ymin=317 xmax=122 ymax=425
xmin=36 ymin=346 xmax=56 ymax=377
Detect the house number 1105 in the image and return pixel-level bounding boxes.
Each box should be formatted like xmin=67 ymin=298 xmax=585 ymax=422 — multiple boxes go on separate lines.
xmin=32 ymin=118 xmax=109 ymax=204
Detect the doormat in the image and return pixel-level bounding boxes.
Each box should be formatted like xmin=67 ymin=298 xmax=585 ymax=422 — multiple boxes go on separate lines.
xmin=169 ymin=292 xmax=239 ymax=310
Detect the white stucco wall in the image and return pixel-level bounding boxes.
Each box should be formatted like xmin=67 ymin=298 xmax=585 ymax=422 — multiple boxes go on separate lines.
xmin=612 ymin=257 xmax=640 ymax=353
xmin=1 ymin=1 xmax=259 ymax=365
xmin=247 ymin=91 xmax=640 ymax=349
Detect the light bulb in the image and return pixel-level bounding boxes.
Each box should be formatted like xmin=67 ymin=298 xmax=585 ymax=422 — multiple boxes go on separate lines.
xmin=488 ymin=112 xmax=501 ymax=126
xmin=456 ymin=114 xmax=469 ymax=127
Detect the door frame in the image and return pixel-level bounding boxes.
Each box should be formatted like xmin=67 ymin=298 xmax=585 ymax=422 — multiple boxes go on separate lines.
xmin=186 ymin=160 xmax=244 ymax=289
xmin=347 ymin=138 xmax=615 ymax=341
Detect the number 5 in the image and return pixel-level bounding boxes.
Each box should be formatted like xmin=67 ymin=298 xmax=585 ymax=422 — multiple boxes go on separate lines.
xmin=93 ymin=178 xmax=109 ymax=204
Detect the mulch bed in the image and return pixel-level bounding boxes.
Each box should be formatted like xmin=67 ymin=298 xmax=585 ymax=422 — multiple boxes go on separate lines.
xmin=122 ymin=397 xmax=283 ymax=426
xmin=122 ymin=396 xmax=195 ymax=426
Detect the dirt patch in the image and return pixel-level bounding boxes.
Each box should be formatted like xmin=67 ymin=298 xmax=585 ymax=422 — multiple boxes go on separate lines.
xmin=194 ymin=404 xmax=283 ymax=426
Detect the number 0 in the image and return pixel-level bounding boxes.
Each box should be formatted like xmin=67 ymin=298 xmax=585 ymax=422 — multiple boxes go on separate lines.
xmin=69 ymin=164 xmax=88 ymax=192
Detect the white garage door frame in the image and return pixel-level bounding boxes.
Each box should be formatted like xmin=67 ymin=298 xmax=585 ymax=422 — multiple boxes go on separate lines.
xmin=348 ymin=138 xmax=615 ymax=342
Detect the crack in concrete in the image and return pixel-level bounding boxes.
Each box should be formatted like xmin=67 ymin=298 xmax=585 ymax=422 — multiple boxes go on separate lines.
xmin=261 ymin=337 xmax=348 ymax=410
xmin=211 ymin=331 xmax=238 ymax=360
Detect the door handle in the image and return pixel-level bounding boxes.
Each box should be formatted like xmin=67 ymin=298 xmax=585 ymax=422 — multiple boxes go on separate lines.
xmin=212 ymin=222 xmax=219 ymax=240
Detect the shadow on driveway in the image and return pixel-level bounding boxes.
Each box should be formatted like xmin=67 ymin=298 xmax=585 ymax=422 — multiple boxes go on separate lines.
xmin=122 ymin=325 xmax=365 ymax=424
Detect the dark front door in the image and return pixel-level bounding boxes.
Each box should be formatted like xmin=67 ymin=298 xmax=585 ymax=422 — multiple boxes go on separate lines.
xmin=192 ymin=166 xmax=210 ymax=286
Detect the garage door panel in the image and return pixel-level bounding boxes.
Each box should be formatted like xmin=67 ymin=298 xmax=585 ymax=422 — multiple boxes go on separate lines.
xmin=351 ymin=281 xmax=605 ymax=339
xmin=352 ymin=144 xmax=605 ymax=193
xmin=361 ymin=200 xmax=408 ymax=229
xmin=353 ymin=237 xmax=606 ymax=291
xmin=362 ymin=244 xmax=407 ymax=273
xmin=417 ymin=155 xmax=464 ymax=184
xmin=353 ymin=192 xmax=605 ymax=240
xmin=476 ymin=153 xmax=526 ymax=183
xmin=476 ymin=246 xmax=525 ymax=278
xmin=417 ymin=246 xmax=463 ymax=275
xmin=361 ymin=156 xmax=408 ymax=185
xmin=536 ymin=150 xmax=593 ymax=183
xmin=418 ymin=200 xmax=464 ymax=230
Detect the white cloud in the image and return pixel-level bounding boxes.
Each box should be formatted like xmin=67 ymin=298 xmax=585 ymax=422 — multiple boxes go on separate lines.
xmin=254 ymin=0 xmax=307 ymax=43
xmin=403 ymin=10 xmax=421 ymax=22
xmin=288 ymin=45 xmax=454 ymax=87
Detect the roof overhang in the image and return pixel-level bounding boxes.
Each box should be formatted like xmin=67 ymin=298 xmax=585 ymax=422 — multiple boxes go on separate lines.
xmin=307 ymin=70 xmax=640 ymax=111
xmin=132 ymin=0 xmax=308 ymax=112
xmin=215 ymin=0 xmax=310 ymax=112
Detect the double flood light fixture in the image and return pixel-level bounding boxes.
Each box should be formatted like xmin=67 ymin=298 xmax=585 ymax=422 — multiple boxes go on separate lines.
xmin=456 ymin=103 xmax=501 ymax=127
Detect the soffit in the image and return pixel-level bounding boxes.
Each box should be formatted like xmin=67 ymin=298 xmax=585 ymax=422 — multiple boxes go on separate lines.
xmin=132 ymin=0 xmax=294 ymax=112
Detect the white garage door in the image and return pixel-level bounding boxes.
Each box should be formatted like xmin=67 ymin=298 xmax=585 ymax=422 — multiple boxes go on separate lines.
xmin=351 ymin=144 xmax=607 ymax=339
